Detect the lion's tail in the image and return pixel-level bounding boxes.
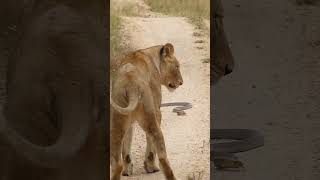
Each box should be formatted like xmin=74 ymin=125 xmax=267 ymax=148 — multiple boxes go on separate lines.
xmin=110 ymin=87 xmax=139 ymax=115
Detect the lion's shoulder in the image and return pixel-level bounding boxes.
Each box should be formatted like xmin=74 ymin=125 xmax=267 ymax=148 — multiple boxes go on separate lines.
xmin=119 ymin=49 xmax=159 ymax=74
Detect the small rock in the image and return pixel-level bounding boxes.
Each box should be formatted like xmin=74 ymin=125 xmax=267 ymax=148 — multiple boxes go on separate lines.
xmin=201 ymin=58 xmax=210 ymax=63
xmin=193 ymin=32 xmax=202 ymax=37
xmin=195 ymin=40 xmax=205 ymax=43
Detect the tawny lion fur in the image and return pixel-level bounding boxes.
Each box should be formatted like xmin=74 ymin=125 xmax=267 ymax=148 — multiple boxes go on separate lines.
xmin=110 ymin=43 xmax=183 ymax=180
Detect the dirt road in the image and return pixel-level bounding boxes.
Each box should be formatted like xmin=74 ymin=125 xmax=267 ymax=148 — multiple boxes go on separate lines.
xmin=212 ymin=1 xmax=320 ymax=180
xmin=114 ymin=1 xmax=211 ymax=179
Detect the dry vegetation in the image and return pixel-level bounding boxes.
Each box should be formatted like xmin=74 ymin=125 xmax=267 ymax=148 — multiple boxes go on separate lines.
xmin=110 ymin=13 xmax=122 ymax=59
xmin=110 ymin=1 xmax=137 ymax=59
xmin=110 ymin=1 xmax=138 ymax=75
xmin=144 ymin=0 xmax=210 ymax=28
xmin=111 ymin=0 xmax=210 ymax=69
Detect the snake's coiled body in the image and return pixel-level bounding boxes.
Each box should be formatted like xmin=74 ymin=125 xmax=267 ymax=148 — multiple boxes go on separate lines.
xmin=211 ymin=129 xmax=264 ymax=170
xmin=160 ymin=102 xmax=192 ymax=112
xmin=161 ymin=102 xmax=264 ymax=170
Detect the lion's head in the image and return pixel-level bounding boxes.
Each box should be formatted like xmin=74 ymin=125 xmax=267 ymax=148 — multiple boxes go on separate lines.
xmin=159 ymin=43 xmax=183 ymax=91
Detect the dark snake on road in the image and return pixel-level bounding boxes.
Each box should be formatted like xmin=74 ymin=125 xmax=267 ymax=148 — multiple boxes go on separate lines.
xmin=161 ymin=102 xmax=264 ymax=170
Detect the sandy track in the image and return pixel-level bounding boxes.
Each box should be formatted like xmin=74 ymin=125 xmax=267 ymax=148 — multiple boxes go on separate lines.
xmin=115 ymin=1 xmax=211 ymax=179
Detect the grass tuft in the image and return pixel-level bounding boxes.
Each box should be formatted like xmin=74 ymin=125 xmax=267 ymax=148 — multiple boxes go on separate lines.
xmin=144 ymin=0 xmax=210 ymax=29
xmin=110 ymin=14 xmax=123 ymax=59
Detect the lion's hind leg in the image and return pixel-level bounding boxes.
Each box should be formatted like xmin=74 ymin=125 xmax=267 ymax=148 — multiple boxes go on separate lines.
xmin=121 ymin=126 xmax=133 ymax=176
xmin=110 ymin=114 xmax=130 ymax=180
xmin=137 ymin=91 xmax=176 ymax=180
xmin=138 ymin=113 xmax=176 ymax=180
xmin=144 ymin=133 xmax=160 ymax=173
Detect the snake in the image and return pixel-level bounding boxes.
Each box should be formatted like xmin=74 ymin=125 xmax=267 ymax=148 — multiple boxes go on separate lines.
xmin=160 ymin=102 xmax=264 ymax=170
xmin=160 ymin=102 xmax=192 ymax=115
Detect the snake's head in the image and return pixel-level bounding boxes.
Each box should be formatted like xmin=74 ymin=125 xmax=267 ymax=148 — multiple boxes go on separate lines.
xmin=176 ymin=111 xmax=186 ymax=116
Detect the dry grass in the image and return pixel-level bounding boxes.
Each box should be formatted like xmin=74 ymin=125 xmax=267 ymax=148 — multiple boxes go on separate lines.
xmin=110 ymin=0 xmax=139 ymax=58
xmin=110 ymin=1 xmax=138 ymax=76
xmin=144 ymin=0 xmax=210 ymax=28
xmin=110 ymin=0 xmax=138 ymax=59
xmin=111 ymin=0 xmax=210 ymax=65
xmin=110 ymin=14 xmax=123 ymax=59
xmin=111 ymin=1 xmax=142 ymax=17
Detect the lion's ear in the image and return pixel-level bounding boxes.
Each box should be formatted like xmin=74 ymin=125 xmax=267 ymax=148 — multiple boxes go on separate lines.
xmin=161 ymin=43 xmax=174 ymax=57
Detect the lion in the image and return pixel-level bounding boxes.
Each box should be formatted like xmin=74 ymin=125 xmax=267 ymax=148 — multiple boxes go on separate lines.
xmin=210 ymin=0 xmax=264 ymax=171
xmin=110 ymin=43 xmax=183 ymax=180
xmin=212 ymin=0 xmax=235 ymax=84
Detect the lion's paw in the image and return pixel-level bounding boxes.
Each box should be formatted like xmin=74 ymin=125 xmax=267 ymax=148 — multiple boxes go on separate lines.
xmin=122 ymin=162 xmax=133 ymax=176
xmin=144 ymin=160 xmax=160 ymax=173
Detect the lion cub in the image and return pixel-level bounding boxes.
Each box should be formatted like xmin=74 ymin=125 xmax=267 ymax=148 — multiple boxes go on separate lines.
xmin=110 ymin=43 xmax=183 ymax=180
